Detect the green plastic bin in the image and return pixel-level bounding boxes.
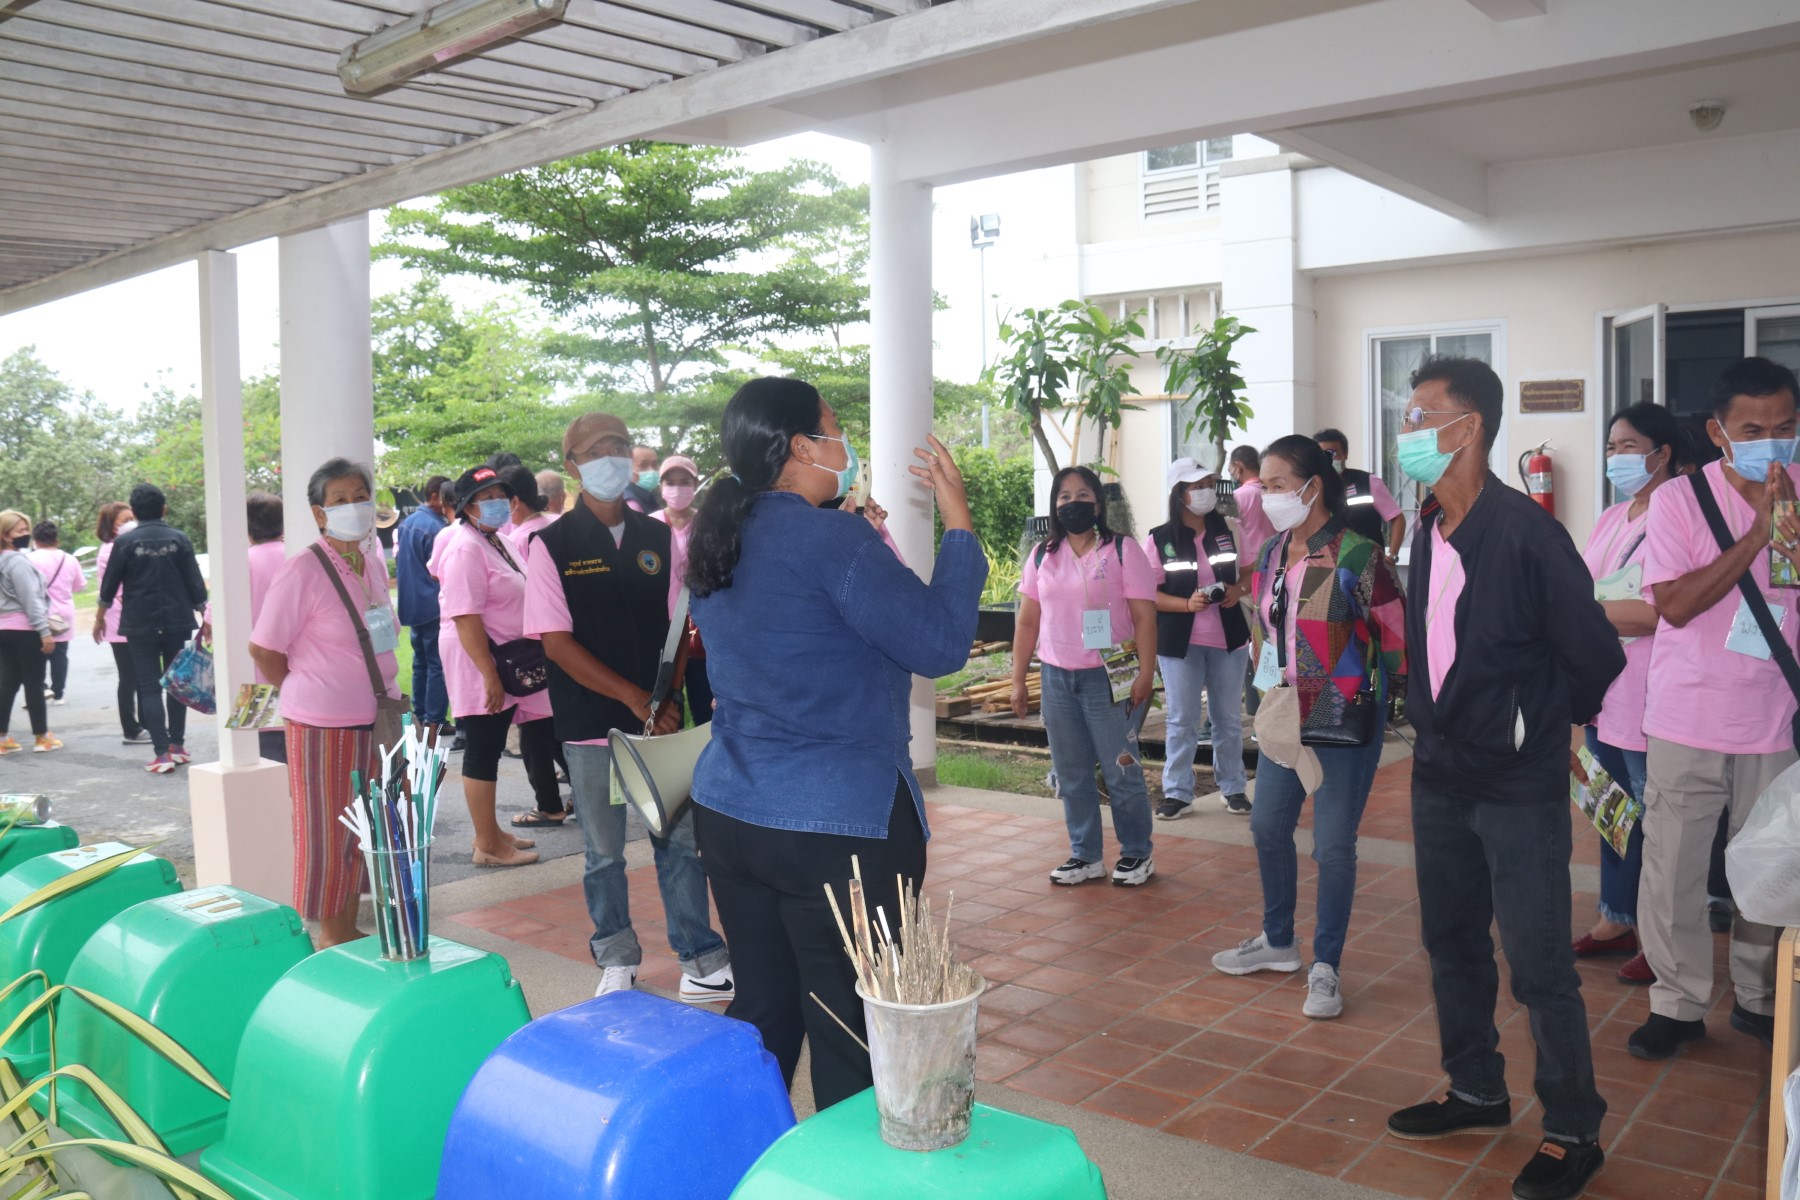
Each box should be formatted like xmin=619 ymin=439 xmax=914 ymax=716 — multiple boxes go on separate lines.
xmin=200 ymin=935 xmax=529 ymax=1200
xmin=0 ymin=823 xmax=79 ymax=881
xmin=0 ymin=842 xmax=181 ymax=1080
xmin=730 ymin=1089 xmax=1107 ymax=1199
xmin=45 ymin=885 xmax=313 ymax=1155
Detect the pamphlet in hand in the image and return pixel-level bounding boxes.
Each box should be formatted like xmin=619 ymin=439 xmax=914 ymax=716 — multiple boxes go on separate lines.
xmin=1772 ymin=499 xmax=1800 ymax=587
xmin=1569 ymin=745 xmax=1641 ymax=857
xmin=224 ymin=684 xmax=282 ymax=731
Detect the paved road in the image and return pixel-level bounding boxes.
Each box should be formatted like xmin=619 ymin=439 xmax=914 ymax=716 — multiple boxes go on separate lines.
xmin=4 ymin=628 xmax=601 ymax=886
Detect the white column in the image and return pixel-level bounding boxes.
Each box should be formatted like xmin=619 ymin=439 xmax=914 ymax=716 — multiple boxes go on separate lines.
xmin=189 ymin=249 xmax=293 ymax=901
xmin=1220 ymin=155 xmax=1316 ymax=451
xmin=278 ymin=215 xmax=376 ymax=543
xmin=869 ymin=143 xmax=941 ymax=783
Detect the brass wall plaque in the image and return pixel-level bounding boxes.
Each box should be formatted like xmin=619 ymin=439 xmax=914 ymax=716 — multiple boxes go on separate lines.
xmin=1520 ymin=379 xmax=1585 ymax=413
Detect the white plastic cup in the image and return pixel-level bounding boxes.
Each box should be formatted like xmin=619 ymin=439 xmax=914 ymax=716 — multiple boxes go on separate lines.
xmin=856 ymin=977 xmax=985 ymax=1151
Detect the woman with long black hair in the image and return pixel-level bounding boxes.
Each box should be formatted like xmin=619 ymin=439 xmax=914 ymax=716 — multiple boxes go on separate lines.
xmin=1010 ymin=465 xmax=1159 ymax=887
xmin=686 ymin=377 xmax=986 ymax=1110
xmin=1147 ymin=459 xmax=1252 ymax=818
xmin=1212 ymin=435 xmax=1406 ymax=1021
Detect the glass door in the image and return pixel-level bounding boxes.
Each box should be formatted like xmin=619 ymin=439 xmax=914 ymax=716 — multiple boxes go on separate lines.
xmin=1748 ymin=304 xmax=1800 ymax=374
xmin=1610 ymin=304 xmax=1666 ymax=412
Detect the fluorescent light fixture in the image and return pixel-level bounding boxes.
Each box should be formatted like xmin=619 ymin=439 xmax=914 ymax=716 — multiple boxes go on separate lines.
xmin=339 ymin=0 xmax=569 ymax=95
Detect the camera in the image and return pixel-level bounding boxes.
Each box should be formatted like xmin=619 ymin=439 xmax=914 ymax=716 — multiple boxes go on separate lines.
xmin=1201 ymin=583 xmax=1227 ymax=604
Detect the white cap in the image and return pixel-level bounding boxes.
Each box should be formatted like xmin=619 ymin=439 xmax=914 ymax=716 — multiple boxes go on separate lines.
xmin=1165 ymin=457 xmax=1216 ymax=490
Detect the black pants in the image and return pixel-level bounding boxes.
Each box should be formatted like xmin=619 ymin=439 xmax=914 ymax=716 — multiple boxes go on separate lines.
xmin=519 ymin=716 xmax=564 ymax=814
xmin=1412 ymin=774 xmax=1606 ymax=1141
xmin=45 ymin=641 xmax=68 ymax=701
xmin=695 ymin=777 xmax=927 ymax=1111
xmin=109 ymin=642 xmax=142 ymax=739
xmin=1708 ymin=808 xmax=1733 ymax=902
xmin=686 ymin=658 xmax=714 ymax=726
xmin=0 ymin=630 xmax=48 ymax=739
xmin=125 ymin=628 xmax=191 ymax=756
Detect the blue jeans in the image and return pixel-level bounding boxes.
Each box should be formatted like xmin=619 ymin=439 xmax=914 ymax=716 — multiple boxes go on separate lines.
xmin=1039 ymin=664 xmax=1153 ymax=861
xmin=1583 ymin=727 xmax=1645 ymax=927
xmin=563 ymin=743 xmax=729 ymax=977
xmin=1159 ymin=643 xmax=1249 ymax=800
xmin=1412 ymin=775 xmax=1606 ymax=1141
xmin=408 ymin=622 xmax=447 ymax=726
xmin=1249 ymin=716 xmax=1384 ymax=969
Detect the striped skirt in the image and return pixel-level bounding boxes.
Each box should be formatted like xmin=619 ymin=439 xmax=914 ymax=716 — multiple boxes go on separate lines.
xmin=284 ymin=719 xmax=373 ymax=920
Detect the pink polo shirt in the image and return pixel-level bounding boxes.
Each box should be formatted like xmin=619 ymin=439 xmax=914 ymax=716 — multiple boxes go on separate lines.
xmin=650 ymin=509 xmax=693 ymax=563
xmin=1235 ymin=479 xmax=1276 ymax=568
xmin=522 ymin=522 xmax=685 ymax=746
xmin=1018 ymin=535 xmax=1156 ymax=671
xmin=245 ymin=540 xmax=286 ymax=685
xmin=1582 ymin=501 xmax=1655 ymax=752
xmin=505 ymin=512 xmax=554 ymax=561
xmin=94 ymin=541 xmax=127 ymax=643
xmin=1642 ymin=460 xmax=1800 ymax=755
xmin=436 ymin=523 xmax=551 ymax=723
xmin=1425 ymin=524 xmax=1464 ymax=702
xmin=1358 ymin=475 xmax=1404 ymax=523
xmin=28 ymin=549 xmax=85 ymax=643
xmin=250 ymin=539 xmax=401 ymax=728
xmin=1143 ymin=533 xmax=1226 ymax=649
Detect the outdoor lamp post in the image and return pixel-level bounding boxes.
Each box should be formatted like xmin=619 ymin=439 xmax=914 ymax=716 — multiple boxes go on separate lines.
xmin=970 ymin=212 xmax=1001 ymax=448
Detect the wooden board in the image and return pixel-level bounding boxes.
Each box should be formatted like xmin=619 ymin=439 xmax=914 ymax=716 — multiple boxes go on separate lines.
xmin=1770 ymin=926 xmax=1798 ymax=1199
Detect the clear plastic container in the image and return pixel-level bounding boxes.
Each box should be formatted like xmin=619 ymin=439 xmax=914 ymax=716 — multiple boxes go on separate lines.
xmin=857 ymin=977 xmax=984 ymax=1151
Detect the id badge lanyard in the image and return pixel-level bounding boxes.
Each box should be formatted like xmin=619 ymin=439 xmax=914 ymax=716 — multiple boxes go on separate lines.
xmin=348 ymin=545 xmax=400 ymax=654
xmin=1077 ymin=542 xmax=1113 ymax=652
xmin=1713 ymin=497 xmax=1789 ymax=660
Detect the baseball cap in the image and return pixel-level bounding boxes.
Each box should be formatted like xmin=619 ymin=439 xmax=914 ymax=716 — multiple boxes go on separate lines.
xmin=1165 ymin=457 xmax=1216 ymax=490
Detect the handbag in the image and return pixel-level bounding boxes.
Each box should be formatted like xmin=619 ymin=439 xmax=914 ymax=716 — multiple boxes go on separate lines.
xmin=43 ymin=558 xmax=68 ymax=636
xmin=159 ymin=633 xmax=216 ymax=715
xmin=609 ymin=586 xmax=710 ymax=838
xmin=311 ymin=544 xmax=410 ymax=753
xmin=1691 ymin=471 xmax=1800 ymax=752
xmin=481 ymin=533 xmax=548 ymax=695
xmin=1270 ymin=533 xmax=1380 ymax=748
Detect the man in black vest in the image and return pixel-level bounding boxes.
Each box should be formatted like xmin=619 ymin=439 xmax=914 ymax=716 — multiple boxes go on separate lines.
xmin=1314 ymin=428 xmax=1407 ymax=563
xmin=523 ymin=412 xmax=732 ymax=1003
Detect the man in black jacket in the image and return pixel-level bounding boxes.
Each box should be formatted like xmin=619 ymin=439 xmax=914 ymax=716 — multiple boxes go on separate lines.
xmin=1383 ymin=358 xmax=1624 ymax=1200
xmin=94 ymin=483 xmax=208 ymax=774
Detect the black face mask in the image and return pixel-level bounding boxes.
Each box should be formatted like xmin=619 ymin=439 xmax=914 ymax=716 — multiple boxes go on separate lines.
xmin=9 ymin=537 xmax=28 ymax=552
xmin=1056 ymin=501 xmax=1098 ymax=535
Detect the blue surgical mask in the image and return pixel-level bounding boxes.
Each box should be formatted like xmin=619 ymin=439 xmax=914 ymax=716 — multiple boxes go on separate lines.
xmin=1605 ymin=453 xmax=1654 ymax=497
xmin=1397 ymin=415 xmax=1470 ymax=487
xmin=476 ymin=498 xmax=511 ymax=529
xmin=578 ymin=455 xmax=632 ymax=502
xmin=807 ymin=434 xmax=861 ymax=501
xmin=1721 ymin=432 xmax=1798 ymax=483
xmin=636 ymin=469 xmax=660 ymax=492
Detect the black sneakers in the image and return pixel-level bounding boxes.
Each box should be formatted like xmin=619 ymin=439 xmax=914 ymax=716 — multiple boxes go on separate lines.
xmin=1512 ymin=1138 xmax=1605 ymax=1200
xmin=1221 ymin=793 xmax=1252 ymax=815
xmin=1387 ymin=1094 xmax=1511 ymax=1140
xmin=1626 ymin=1013 xmax=1706 ymax=1060
xmin=1730 ymin=1002 xmax=1774 ymax=1046
xmin=1155 ymin=798 xmax=1191 ymax=820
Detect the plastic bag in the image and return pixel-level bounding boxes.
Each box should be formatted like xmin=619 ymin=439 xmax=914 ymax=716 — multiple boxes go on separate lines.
xmin=159 ymin=634 xmax=216 ymax=716
xmin=1726 ymin=758 xmax=1800 ymax=926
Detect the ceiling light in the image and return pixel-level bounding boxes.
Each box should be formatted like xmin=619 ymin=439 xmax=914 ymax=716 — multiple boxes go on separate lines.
xmin=339 ymin=0 xmax=569 ymax=95
xmin=1689 ymin=100 xmax=1727 ymax=132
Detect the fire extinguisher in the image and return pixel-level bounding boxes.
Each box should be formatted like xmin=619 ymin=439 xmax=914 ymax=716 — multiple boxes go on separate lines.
xmin=1519 ymin=441 xmax=1555 ymax=517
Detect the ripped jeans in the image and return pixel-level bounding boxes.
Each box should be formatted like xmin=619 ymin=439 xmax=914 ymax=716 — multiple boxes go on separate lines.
xmin=1040 ymin=663 xmax=1154 ymax=862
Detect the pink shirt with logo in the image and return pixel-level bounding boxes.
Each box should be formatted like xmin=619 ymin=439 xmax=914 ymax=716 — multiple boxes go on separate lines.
xmin=94 ymin=541 xmax=127 ymax=643
xmin=1354 ymin=475 xmax=1404 ymax=523
xmin=522 ymin=518 xmax=686 ymax=746
xmin=1425 ymin=523 xmax=1465 ymax=701
xmin=27 ymin=549 xmax=85 ymax=643
xmin=1018 ymin=535 xmax=1156 ymax=671
xmin=1235 ymin=479 xmax=1276 ymax=568
xmin=1143 ymin=532 xmax=1227 ymax=649
xmin=437 ymin=522 xmax=551 ymax=723
xmin=250 ymin=539 xmax=401 ymax=728
xmin=1642 ymin=460 xmax=1800 ymax=755
xmin=1582 ymin=501 xmax=1655 ymax=752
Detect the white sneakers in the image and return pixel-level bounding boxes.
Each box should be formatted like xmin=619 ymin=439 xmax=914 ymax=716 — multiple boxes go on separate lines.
xmin=1211 ymin=933 xmax=1304 ymax=976
xmin=595 ymin=965 xmax=637 ymax=997
xmin=1049 ymin=858 xmax=1106 ymax=885
xmin=595 ymin=963 xmax=736 ymax=1004
xmin=1303 ymin=962 xmax=1343 ymax=1020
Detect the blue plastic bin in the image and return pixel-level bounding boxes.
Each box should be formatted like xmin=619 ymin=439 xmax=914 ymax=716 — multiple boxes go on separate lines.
xmin=437 ymin=990 xmax=795 ymax=1200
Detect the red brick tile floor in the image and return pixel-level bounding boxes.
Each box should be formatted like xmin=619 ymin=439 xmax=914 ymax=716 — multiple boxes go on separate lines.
xmin=449 ymin=758 xmax=1772 ymax=1200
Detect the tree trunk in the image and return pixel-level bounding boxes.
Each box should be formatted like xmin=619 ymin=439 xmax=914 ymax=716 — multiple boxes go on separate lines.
xmin=1029 ymin=410 xmax=1060 ymax=476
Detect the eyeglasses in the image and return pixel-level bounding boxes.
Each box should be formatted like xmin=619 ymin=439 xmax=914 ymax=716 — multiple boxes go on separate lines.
xmin=1402 ymin=407 xmax=1463 ymax=430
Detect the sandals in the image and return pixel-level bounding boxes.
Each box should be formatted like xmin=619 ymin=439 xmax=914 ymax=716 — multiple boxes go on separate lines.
xmin=510 ymin=811 xmax=567 ymax=828
xmin=472 ymin=847 xmax=540 ymax=868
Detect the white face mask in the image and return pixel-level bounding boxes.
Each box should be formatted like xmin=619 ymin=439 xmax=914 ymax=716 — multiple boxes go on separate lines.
xmin=578 ymin=455 xmax=632 ymax=502
xmin=321 ymin=501 xmax=375 ymax=543
xmin=1263 ymin=481 xmax=1316 ymax=532
xmin=115 ymin=520 xmax=137 ymax=537
xmin=1185 ymin=488 xmax=1218 ymax=516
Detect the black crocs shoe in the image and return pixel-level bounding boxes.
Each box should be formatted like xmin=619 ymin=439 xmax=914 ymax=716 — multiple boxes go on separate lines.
xmin=1730 ymin=1002 xmax=1774 ymax=1047
xmin=1386 ymin=1093 xmax=1511 ymax=1140
xmin=1626 ymin=1013 xmax=1705 ymax=1060
xmin=1512 ymin=1138 xmax=1604 ymax=1200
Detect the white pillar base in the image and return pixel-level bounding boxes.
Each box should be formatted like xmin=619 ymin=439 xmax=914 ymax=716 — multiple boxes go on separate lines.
xmin=189 ymin=760 xmax=292 ymax=905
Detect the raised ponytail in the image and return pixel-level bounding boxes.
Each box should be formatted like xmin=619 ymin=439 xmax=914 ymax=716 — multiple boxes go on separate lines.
xmin=685 ymin=377 xmax=825 ymax=596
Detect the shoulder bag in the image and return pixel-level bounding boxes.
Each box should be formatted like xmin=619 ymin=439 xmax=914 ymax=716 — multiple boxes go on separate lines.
xmin=43 ymin=558 xmax=68 ymax=636
xmin=1274 ymin=532 xmax=1380 ymax=748
xmin=1691 ymin=471 xmax=1800 ymax=753
xmin=481 ymin=532 xmax=548 ymax=696
xmin=310 ymin=544 xmax=410 ymax=752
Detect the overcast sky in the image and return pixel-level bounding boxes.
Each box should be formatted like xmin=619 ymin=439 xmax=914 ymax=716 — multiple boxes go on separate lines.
xmin=0 ymin=132 xmax=1073 ymax=417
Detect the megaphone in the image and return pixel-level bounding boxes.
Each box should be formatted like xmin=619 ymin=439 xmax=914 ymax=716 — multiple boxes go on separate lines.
xmin=607 ymin=723 xmax=712 ymax=838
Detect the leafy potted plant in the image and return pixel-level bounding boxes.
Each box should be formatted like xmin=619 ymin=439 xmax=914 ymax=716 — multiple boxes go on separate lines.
xmin=988 ymin=299 xmax=1145 ymax=477
xmin=1157 ymin=314 xmax=1257 ymax=473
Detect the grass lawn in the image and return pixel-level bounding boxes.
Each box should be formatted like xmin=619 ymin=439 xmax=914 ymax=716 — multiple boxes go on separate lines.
xmin=936 ymin=744 xmax=1200 ymax=808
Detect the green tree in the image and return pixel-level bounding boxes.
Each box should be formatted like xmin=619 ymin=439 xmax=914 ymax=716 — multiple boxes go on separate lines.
xmin=371 ymin=277 xmax=574 ymax=480
xmin=0 ymin=347 xmax=135 ymax=545
xmin=130 ymin=373 xmax=284 ymax=551
xmin=378 ymin=142 xmax=866 ymax=398
xmin=1157 ymin=315 xmax=1256 ymax=470
xmin=988 ymin=300 xmax=1146 ymax=474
